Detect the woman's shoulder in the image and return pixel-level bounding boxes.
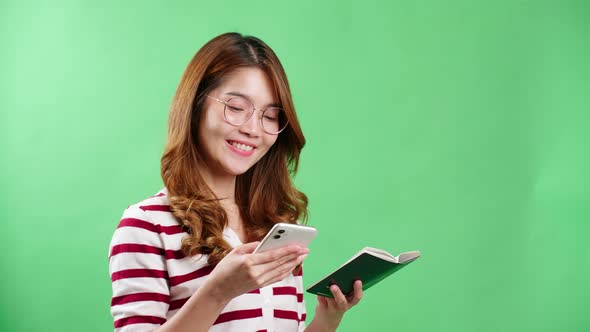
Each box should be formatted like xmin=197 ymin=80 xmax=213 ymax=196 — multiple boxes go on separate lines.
xmin=113 ymin=188 xmax=183 ymax=238
xmin=127 ymin=188 xmax=169 ymax=208
xmin=121 ymin=189 xmax=175 ymax=222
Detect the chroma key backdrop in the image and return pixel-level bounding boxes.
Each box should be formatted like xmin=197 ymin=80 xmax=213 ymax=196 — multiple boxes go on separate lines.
xmin=1 ymin=1 xmax=588 ymax=331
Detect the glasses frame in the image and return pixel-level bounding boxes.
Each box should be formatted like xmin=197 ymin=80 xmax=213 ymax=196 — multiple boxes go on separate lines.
xmin=205 ymin=95 xmax=289 ymax=135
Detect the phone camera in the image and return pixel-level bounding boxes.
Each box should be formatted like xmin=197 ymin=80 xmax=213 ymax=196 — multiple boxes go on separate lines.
xmin=278 ymin=229 xmax=285 ymax=234
xmin=273 ymin=235 xmax=281 ymax=239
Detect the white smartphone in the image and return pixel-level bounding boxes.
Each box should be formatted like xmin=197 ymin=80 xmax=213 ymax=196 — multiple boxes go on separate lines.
xmin=253 ymin=223 xmax=317 ymax=254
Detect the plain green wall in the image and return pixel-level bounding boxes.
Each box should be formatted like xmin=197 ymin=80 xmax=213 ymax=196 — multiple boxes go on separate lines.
xmin=1 ymin=0 xmax=589 ymax=331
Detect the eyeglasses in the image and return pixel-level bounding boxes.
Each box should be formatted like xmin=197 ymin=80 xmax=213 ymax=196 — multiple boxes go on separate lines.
xmin=205 ymin=95 xmax=289 ymax=135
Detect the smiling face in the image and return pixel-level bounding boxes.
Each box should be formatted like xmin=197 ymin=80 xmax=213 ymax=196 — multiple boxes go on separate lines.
xmin=196 ymin=67 xmax=280 ymax=179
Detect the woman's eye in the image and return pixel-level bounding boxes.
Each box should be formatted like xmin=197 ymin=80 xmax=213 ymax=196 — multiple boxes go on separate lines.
xmin=228 ymin=106 xmax=244 ymax=111
xmin=263 ymin=115 xmax=278 ymax=121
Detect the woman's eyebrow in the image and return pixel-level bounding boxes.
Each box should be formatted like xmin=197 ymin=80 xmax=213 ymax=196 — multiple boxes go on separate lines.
xmin=225 ymin=91 xmax=280 ymax=108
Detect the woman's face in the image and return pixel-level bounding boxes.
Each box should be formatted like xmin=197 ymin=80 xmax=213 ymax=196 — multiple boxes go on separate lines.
xmin=197 ymin=67 xmax=280 ymax=178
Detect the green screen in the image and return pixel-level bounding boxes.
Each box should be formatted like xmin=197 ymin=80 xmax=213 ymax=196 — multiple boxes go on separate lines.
xmin=1 ymin=1 xmax=588 ymax=331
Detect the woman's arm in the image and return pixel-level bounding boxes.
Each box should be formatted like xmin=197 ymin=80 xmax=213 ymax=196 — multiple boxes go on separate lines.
xmin=153 ymin=280 xmax=229 ymax=332
xmin=110 ymin=204 xmax=308 ymax=332
xmin=155 ymin=242 xmax=309 ymax=332
xmin=304 ymin=281 xmax=363 ymax=332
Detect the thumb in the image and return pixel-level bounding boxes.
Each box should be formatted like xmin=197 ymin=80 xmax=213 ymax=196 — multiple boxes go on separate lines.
xmin=233 ymin=241 xmax=261 ymax=254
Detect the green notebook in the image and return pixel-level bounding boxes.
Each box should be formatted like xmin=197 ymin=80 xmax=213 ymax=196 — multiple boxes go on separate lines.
xmin=306 ymin=247 xmax=421 ymax=298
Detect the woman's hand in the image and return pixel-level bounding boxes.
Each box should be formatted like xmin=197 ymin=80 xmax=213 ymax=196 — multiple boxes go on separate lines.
xmin=156 ymin=242 xmax=307 ymax=332
xmin=307 ymin=280 xmax=363 ymax=332
xmin=202 ymin=242 xmax=309 ymax=302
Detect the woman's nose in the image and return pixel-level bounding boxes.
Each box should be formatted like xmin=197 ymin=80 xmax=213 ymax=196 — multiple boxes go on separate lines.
xmin=238 ymin=110 xmax=262 ymax=136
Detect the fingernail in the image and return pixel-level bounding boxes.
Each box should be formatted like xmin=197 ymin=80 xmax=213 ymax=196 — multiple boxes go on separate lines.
xmin=301 ymin=254 xmax=308 ymax=260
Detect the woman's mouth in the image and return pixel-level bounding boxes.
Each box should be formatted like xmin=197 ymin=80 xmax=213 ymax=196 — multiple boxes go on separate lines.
xmin=226 ymin=140 xmax=256 ymax=156
xmin=229 ymin=141 xmax=254 ymax=151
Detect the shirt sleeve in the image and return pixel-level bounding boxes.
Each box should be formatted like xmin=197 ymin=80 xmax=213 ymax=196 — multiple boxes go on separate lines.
xmin=295 ymin=219 xmax=308 ymax=331
xmin=295 ymin=265 xmax=307 ymax=332
xmin=108 ymin=205 xmax=171 ymax=332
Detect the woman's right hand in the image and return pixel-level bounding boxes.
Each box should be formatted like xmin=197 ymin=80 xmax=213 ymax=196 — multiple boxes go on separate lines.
xmin=202 ymin=242 xmax=309 ymax=302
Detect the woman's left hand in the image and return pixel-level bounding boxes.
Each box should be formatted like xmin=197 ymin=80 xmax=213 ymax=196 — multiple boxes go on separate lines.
xmin=308 ymin=280 xmax=363 ymax=331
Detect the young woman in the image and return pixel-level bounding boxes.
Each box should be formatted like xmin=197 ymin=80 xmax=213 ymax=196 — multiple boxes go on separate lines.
xmin=109 ymin=32 xmax=363 ymax=332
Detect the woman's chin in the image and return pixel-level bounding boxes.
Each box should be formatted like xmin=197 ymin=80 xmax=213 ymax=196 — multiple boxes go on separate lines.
xmin=222 ymin=165 xmax=253 ymax=177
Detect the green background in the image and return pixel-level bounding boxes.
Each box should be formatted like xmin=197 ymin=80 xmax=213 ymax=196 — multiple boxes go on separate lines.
xmin=1 ymin=0 xmax=589 ymax=331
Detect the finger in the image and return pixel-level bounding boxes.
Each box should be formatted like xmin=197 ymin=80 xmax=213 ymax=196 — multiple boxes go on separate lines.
xmin=233 ymin=242 xmax=261 ymax=254
xmin=350 ymin=280 xmax=363 ymax=305
xmin=329 ymin=285 xmax=348 ymax=308
xmin=316 ymin=294 xmax=328 ymax=307
xmin=271 ymin=253 xmax=307 ymax=276
xmin=259 ymin=254 xmax=308 ymax=285
xmin=271 ymin=252 xmax=301 ymax=268
xmin=282 ymin=252 xmax=309 ymax=267
xmin=256 ymin=253 xmax=305 ymax=279
xmin=250 ymin=245 xmax=309 ymax=265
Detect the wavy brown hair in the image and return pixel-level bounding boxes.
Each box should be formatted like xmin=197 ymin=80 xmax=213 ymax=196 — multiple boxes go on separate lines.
xmin=161 ymin=33 xmax=308 ymax=266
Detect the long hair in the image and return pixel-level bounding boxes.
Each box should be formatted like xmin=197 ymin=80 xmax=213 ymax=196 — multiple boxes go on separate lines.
xmin=161 ymin=32 xmax=308 ymax=266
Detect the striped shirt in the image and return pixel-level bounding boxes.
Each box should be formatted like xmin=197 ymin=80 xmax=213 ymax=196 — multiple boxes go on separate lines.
xmin=108 ymin=190 xmax=307 ymax=332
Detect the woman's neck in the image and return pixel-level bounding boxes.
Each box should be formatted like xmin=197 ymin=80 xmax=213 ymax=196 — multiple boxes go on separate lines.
xmin=197 ymin=165 xmax=247 ymax=239
xmin=194 ymin=160 xmax=234 ymax=197
xmin=202 ymin=172 xmax=237 ymax=203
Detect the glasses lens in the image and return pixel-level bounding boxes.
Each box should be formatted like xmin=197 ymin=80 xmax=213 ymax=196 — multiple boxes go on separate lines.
xmin=224 ymin=97 xmax=252 ymax=125
xmin=261 ymin=107 xmax=288 ymax=134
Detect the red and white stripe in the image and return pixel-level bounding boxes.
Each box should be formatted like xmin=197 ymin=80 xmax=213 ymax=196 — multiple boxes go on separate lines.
xmin=109 ymin=190 xmax=306 ymax=332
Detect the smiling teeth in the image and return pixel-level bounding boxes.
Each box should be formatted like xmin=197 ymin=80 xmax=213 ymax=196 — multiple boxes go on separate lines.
xmin=231 ymin=142 xmax=254 ymax=151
